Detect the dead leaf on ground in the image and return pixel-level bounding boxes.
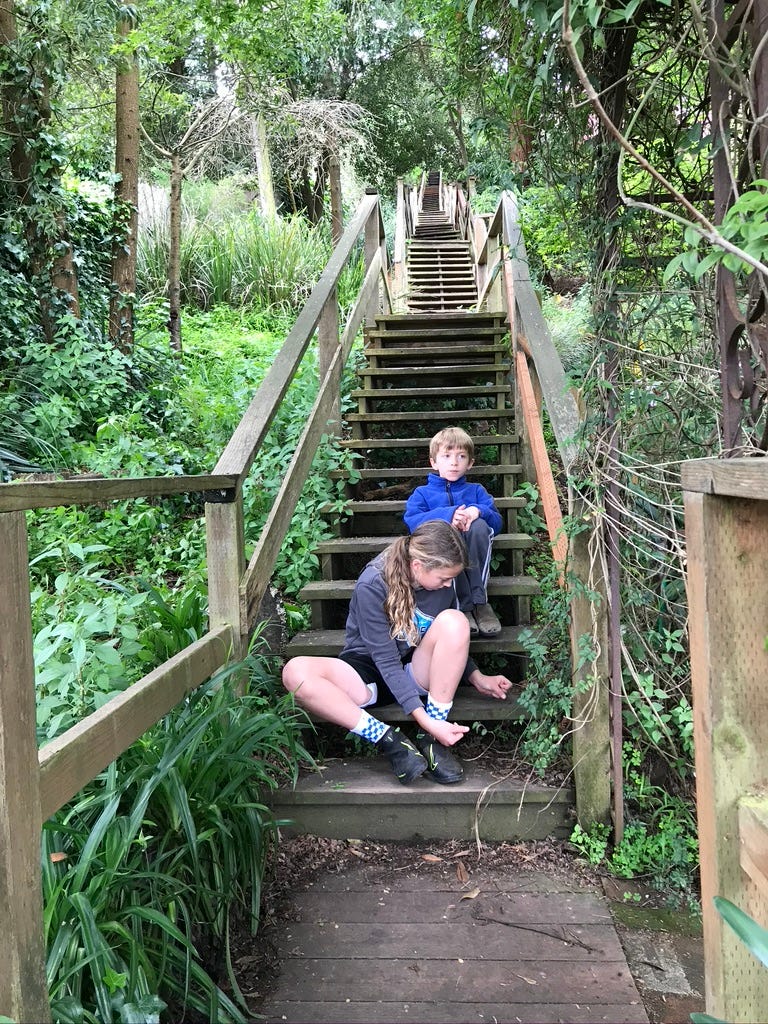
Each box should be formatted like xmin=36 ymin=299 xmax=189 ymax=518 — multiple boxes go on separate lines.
xmin=451 ymin=848 xmax=472 ymax=858
xmin=421 ymin=853 xmax=443 ymax=862
xmin=456 ymin=860 xmax=469 ymax=883
xmin=460 ymin=886 xmax=481 ymax=900
xmin=49 ymin=852 xmax=68 ymax=863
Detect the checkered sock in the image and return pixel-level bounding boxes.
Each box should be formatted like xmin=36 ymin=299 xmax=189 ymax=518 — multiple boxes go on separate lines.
xmin=426 ymin=696 xmax=453 ymax=722
xmin=350 ymin=710 xmax=387 ymax=744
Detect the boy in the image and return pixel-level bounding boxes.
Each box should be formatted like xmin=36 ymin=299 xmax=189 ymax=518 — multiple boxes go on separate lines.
xmin=404 ymin=427 xmax=503 ymax=636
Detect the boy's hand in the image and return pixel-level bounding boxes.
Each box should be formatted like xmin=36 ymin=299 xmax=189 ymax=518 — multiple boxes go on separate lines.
xmin=452 ymin=504 xmax=470 ymax=531
xmin=469 ymin=670 xmax=512 ymax=700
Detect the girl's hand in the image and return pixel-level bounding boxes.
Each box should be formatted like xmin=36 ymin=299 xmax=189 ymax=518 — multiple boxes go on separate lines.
xmin=469 ymin=670 xmax=511 ymax=700
xmin=428 ymin=720 xmax=470 ymax=746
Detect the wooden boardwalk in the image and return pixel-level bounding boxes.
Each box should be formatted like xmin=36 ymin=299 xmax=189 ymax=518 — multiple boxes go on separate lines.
xmin=254 ymin=858 xmax=648 ymax=1024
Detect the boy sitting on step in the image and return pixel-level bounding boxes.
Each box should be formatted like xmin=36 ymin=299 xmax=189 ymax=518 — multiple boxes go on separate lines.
xmin=404 ymin=426 xmax=503 ymax=637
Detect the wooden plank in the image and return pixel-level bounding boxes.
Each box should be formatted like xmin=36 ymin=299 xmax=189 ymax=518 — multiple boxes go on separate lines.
xmin=0 ymin=472 xmax=238 ymax=512
xmin=241 ymin=252 xmax=383 ymax=627
xmin=0 ymin=513 xmax=50 ymax=1022
xmin=205 ymin=498 xmax=246 ymax=657
xmin=681 ymin=456 xmax=768 ymax=499
xmin=684 ymin=489 xmax=768 ymax=1021
xmin=300 ymin=576 xmax=540 ymax=600
xmin=341 ymin=434 xmax=519 ymax=449
xmin=257 ymin=1000 xmax=647 ymax=1024
xmin=38 ymin=625 xmax=232 ymax=821
xmin=275 ymin=921 xmax=625 ymax=960
xmin=264 ymin=957 xmax=641 ymax=1005
xmin=214 ymin=194 xmax=378 ymax=480
xmin=281 ymin=889 xmax=613 ymax=925
xmin=739 ymin=797 xmax=768 ymax=901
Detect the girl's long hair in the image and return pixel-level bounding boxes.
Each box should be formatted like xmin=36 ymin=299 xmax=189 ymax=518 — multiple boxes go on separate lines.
xmin=380 ymin=520 xmax=468 ymax=644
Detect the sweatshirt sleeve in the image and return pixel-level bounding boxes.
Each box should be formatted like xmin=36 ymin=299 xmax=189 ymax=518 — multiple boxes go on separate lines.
xmin=403 ymin=486 xmax=455 ymax=532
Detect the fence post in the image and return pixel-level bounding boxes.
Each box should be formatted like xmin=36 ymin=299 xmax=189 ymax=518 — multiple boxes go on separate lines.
xmin=364 ymin=190 xmax=379 ymax=325
xmin=684 ymin=476 xmax=768 ymax=1021
xmin=318 ymin=292 xmax=340 ymax=433
xmin=205 ymin=497 xmax=246 ymax=661
xmin=568 ymin=498 xmax=612 ymax=829
xmin=0 ymin=512 xmax=51 ymax=1022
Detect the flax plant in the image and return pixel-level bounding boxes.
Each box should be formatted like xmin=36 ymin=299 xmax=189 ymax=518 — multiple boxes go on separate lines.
xmin=42 ymin=653 xmax=314 ymax=1023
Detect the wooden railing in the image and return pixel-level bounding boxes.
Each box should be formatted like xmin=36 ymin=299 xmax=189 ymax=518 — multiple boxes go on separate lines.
xmin=0 ymin=192 xmax=389 ymax=1023
xmin=682 ymin=457 xmax=768 ymax=1021
xmin=472 ymin=189 xmax=612 ymax=830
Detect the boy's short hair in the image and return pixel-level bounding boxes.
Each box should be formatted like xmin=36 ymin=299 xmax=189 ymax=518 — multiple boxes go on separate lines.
xmin=429 ymin=427 xmax=474 ymax=461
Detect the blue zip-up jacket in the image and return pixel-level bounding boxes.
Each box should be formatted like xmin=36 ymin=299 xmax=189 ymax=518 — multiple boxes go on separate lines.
xmin=404 ymin=474 xmax=503 ymax=536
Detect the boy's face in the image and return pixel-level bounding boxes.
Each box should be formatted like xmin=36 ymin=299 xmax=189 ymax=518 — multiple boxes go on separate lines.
xmin=430 ymin=444 xmax=474 ymax=482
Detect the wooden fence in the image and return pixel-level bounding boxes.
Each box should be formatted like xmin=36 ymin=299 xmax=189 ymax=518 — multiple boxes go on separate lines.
xmin=0 ymin=192 xmax=389 ymax=1023
xmin=682 ymin=456 xmax=768 ymax=1022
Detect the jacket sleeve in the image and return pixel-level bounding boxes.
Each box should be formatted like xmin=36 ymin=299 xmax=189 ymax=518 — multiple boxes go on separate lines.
xmin=353 ymin=579 xmax=423 ymax=715
xmin=470 ymin=484 xmax=503 ymax=535
xmin=403 ymin=486 xmax=456 ymax=533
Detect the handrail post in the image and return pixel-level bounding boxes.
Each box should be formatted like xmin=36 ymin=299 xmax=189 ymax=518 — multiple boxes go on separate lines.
xmin=393 ymin=177 xmax=406 ymax=311
xmin=364 ymin=190 xmax=380 ymax=326
xmin=318 ymin=290 xmax=340 ymax=433
xmin=0 ymin=512 xmax=51 ymax=1022
xmin=205 ymin=496 xmax=246 ymax=662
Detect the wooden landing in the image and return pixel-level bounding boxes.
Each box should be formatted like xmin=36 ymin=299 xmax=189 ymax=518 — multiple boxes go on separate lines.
xmin=254 ymin=862 xmax=649 ymax=1024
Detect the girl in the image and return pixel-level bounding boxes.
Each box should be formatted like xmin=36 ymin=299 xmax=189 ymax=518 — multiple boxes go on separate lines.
xmin=282 ymin=519 xmax=512 ymax=785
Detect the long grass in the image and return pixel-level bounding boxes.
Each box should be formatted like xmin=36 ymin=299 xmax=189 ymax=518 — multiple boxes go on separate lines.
xmin=138 ymin=207 xmax=330 ymax=311
xmin=42 ymin=652 xmax=314 ymax=1023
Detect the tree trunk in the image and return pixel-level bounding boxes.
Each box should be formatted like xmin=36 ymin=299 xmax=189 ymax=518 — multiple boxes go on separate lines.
xmin=168 ymin=151 xmax=183 ymax=352
xmin=251 ymin=111 xmax=277 ymax=219
xmin=329 ymin=151 xmax=343 ymax=245
xmin=109 ymin=15 xmax=140 ymax=353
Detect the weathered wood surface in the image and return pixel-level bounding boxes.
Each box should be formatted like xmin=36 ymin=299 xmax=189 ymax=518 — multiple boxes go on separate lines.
xmin=684 ymin=489 xmax=768 ymax=1022
xmin=38 ymin=625 xmax=232 ymax=821
xmin=738 ymin=797 xmax=768 ymax=902
xmin=214 ymin=194 xmax=378 ymax=481
xmin=255 ymin=864 xmax=647 ymax=1024
xmin=0 ymin=472 xmax=237 ymax=512
xmin=681 ymin=455 xmax=768 ymax=499
xmin=0 ymin=513 xmax=51 ymax=1022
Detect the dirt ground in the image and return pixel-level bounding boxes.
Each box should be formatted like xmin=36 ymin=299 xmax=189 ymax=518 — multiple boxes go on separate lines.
xmin=230 ymin=835 xmax=705 ymax=1023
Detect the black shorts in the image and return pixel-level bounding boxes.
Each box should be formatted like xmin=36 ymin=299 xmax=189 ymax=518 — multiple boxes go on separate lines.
xmin=337 ymin=651 xmax=402 ymax=707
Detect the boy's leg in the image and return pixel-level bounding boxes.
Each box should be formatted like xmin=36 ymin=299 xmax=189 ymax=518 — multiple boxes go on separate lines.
xmin=463 ymin=519 xmax=502 ymax=636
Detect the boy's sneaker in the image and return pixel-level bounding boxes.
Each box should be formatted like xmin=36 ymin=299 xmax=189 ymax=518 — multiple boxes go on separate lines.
xmin=414 ymin=732 xmax=464 ymax=785
xmin=475 ymin=603 xmax=502 ymax=636
xmin=378 ymin=726 xmax=427 ymax=784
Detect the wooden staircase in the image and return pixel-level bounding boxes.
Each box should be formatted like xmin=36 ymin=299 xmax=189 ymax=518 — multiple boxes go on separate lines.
xmin=272 ymin=180 xmax=574 ymax=842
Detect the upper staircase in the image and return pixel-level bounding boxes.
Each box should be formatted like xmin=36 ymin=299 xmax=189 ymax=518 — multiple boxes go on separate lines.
xmin=273 ymin=177 xmax=575 ymax=841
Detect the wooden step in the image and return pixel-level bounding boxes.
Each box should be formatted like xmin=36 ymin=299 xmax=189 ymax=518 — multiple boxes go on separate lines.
xmin=286 ymin=626 xmax=537 ymax=661
xmin=364 ymin=327 xmax=505 ymax=342
xmin=350 ymin=385 xmax=511 ymax=400
xmin=354 ymin=363 xmax=511 ymax=378
xmin=345 ymin=408 xmax=512 ymax=424
xmin=374 ymin=312 xmax=505 ymax=324
xmin=314 ymin=532 xmax=532 ymax=554
xmin=323 ymin=495 xmax=525 ymax=515
xmin=340 ymin=433 xmax=520 ymax=450
xmin=270 ymin=760 xmax=574 ymax=842
xmin=299 ymin=575 xmax=539 ymax=602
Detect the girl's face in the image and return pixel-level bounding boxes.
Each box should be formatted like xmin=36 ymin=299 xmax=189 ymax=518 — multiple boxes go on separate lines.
xmin=410 ymin=560 xmax=463 ymax=591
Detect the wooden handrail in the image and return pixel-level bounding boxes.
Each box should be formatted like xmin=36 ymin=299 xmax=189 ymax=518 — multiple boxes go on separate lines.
xmin=0 ymin=473 xmax=238 ymax=512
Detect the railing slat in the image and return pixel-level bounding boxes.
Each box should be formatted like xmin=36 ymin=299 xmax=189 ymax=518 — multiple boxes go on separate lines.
xmin=682 ymin=455 xmax=768 ymax=499
xmin=38 ymin=624 xmax=232 ymax=822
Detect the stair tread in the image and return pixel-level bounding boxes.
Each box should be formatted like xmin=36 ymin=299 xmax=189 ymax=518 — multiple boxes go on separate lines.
xmin=354 ymin=363 xmax=511 ymax=376
xmin=340 ymin=434 xmax=520 ymax=448
xmin=345 ymin=408 xmax=513 ymax=423
xmin=299 ymin=575 xmax=539 ymax=598
xmin=324 ymin=497 xmax=525 ymax=513
xmin=286 ymin=626 xmax=537 ymax=657
xmin=351 ymin=385 xmax=511 ymax=398
xmin=314 ymin=532 xmax=532 ymax=552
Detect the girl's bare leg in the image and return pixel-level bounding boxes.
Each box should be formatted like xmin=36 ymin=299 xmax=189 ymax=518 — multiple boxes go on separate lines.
xmin=409 ymin=608 xmax=470 ymax=703
xmin=282 ymin=656 xmax=372 ymax=731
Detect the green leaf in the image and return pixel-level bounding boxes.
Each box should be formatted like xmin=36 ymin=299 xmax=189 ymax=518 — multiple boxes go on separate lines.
xmin=714 ymin=895 xmax=768 ymax=968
